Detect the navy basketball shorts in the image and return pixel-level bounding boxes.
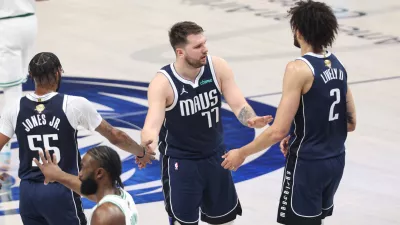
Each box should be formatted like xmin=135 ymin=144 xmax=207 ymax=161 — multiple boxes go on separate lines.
xmin=277 ymin=153 xmax=345 ymax=225
xmin=19 ymin=180 xmax=87 ymax=225
xmin=161 ymin=151 xmax=242 ymax=225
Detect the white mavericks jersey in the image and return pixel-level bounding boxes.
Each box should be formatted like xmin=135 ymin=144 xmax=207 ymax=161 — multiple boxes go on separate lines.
xmin=91 ymin=188 xmax=139 ymax=225
xmin=0 ymin=0 xmax=35 ymax=18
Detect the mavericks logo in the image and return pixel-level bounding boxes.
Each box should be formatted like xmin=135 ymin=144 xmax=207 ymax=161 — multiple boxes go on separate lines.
xmin=0 ymin=77 xmax=285 ymax=214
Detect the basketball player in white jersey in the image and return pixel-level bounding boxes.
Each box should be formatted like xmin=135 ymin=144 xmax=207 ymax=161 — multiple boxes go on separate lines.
xmin=34 ymin=146 xmax=138 ymax=225
xmin=0 ymin=0 xmax=39 ymax=107
xmin=0 ymin=0 xmax=40 ymax=199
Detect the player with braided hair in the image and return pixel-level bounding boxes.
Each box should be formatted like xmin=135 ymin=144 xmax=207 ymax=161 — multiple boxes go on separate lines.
xmin=34 ymin=146 xmax=139 ymax=225
xmin=0 ymin=52 xmax=155 ymax=225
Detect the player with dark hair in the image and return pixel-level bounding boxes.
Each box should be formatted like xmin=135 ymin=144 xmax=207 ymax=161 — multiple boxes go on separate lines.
xmin=34 ymin=146 xmax=139 ymax=225
xmin=28 ymin=52 xmax=63 ymax=91
xmin=140 ymin=21 xmax=273 ymax=225
xmin=0 ymin=52 xmax=154 ymax=225
xmin=221 ymin=1 xmax=356 ymax=224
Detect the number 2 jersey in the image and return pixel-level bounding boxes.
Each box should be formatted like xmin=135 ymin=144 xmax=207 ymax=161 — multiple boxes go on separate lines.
xmin=289 ymin=51 xmax=348 ymax=160
xmin=158 ymin=55 xmax=225 ymax=159
xmin=0 ymin=92 xmax=102 ymax=182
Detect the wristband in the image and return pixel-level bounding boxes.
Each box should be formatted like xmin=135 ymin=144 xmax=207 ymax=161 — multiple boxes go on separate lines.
xmin=137 ymin=146 xmax=146 ymax=158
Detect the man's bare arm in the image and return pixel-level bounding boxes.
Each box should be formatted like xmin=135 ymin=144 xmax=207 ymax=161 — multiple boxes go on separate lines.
xmin=34 ymin=150 xmax=97 ymax=202
xmin=141 ymin=73 xmax=170 ymax=151
xmin=0 ymin=133 xmax=10 ymax=153
xmin=56 ymin=171 xmax=97 ymax=202
xmin=237 ymin=106 xmax=257 ymax=126
xmin=212 ymin=56 xmax=258 ymax=126
xmin=346 ymin=86 xmax=356 ymax=132
xmin=95 ymin=120 xmax=146 ymax=157
xmin=240 ymin=60 xmax=308 ymax=156
xmin=220 ymin=60 xmax=309 ymax=170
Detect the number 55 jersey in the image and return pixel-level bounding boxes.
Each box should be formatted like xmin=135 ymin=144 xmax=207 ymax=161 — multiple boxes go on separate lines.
xmin=0 ymin=92 xmax=102 ymax=182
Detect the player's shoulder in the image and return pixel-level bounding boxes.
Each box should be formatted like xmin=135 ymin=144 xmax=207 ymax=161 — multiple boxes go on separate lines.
xmin=7 ymin=97 xmax=22 ymax=108
xmin=0 ymin=97 xmax=22 ymax=124
xmin=329 ymin=52 xmax=346 ymax=68
xmin=92 ymin=202 xmax=125 ymax=225
xmin=286 ymin=59 xmax=314 ymax=78
xmin=209 ymin=55 xmax=229 ymax=68
xmin=209 ymin=55 xmax=233 ymax=80
xmin=210 ymin=55 xmax=224 ymax=62
xmin=123 ymin=189 xmax=136 ymax=203
xmin=63 ymin=94 xmax=95 ymax=110
xmin=3 ymin=97 xmax=22 ymax=113
xmin=64 ymin=94 xmax=90 ymax=104
xmin=151 ymin=71 xmax=174 ymax=90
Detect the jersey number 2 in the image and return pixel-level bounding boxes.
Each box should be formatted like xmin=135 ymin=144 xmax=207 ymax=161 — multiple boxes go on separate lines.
xmin=329 ymin=88 xmax=340 ymax=121
xmin=28 ymin=134 xmax=60 ymax=166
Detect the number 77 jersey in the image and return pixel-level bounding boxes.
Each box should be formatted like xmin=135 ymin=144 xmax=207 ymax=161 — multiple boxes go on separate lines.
xmin=158 ymin=55 xmax=225 ymax=159
xmin=0 ymin=92 xmax=102 ymax=182
xmin=289 ymin=51 xmax=348 ymax=160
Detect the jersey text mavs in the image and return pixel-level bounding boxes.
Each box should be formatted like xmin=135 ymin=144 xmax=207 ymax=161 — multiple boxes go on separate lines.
xmin=158 ymin=55 xmax=224 ymax=159
xmin=158 ymin=55 xmax=242 ymax=224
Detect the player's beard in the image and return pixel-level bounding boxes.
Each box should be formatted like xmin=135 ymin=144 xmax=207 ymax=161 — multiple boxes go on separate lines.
xmin=293 ymin=33 xmax=300 ymax=48
xmin=80 ymin=172 xmax=98 ymax=196
xmin=185 ymin=55 xmax=205 ymax=68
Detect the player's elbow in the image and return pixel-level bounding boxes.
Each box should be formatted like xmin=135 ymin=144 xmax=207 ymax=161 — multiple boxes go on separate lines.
xmin=271 ymin=126 xmax=288 ymax=143
xmin=347 ymin=123 xmax=356 ymax=132
xmin=346 ymin=112 xmax=356 ymax=132
xmin=108 ymin=128 xmax=126 ymax=145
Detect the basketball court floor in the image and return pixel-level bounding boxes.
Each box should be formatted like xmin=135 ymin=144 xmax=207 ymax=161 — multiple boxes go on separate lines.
xmin=1 ymin=0 xmax=399 ymax=224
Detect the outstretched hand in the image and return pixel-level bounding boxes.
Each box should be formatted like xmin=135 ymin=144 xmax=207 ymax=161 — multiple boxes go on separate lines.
xmin=247 ymin=115 xmax=274 ymax=128
xmin=135 ymin=140 xmax=156 ymax=169
xmin=221 ymin=149 xmax=246 ymax=171
xmin=33 ymin=149 xmax=62 ymax=185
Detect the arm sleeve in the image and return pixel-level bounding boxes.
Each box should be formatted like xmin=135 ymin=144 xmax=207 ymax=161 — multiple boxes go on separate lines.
xmin=65 ymin=96 xmax=103 ymax=131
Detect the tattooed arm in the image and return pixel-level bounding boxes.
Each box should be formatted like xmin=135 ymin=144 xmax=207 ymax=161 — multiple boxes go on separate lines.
xmin=237 ymin=105 xmax=257 ymax=126
xmin=224 ymin=60 xmax=308 ymax=162
xmin=211 ymin=56 xmax=259 ymax=127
